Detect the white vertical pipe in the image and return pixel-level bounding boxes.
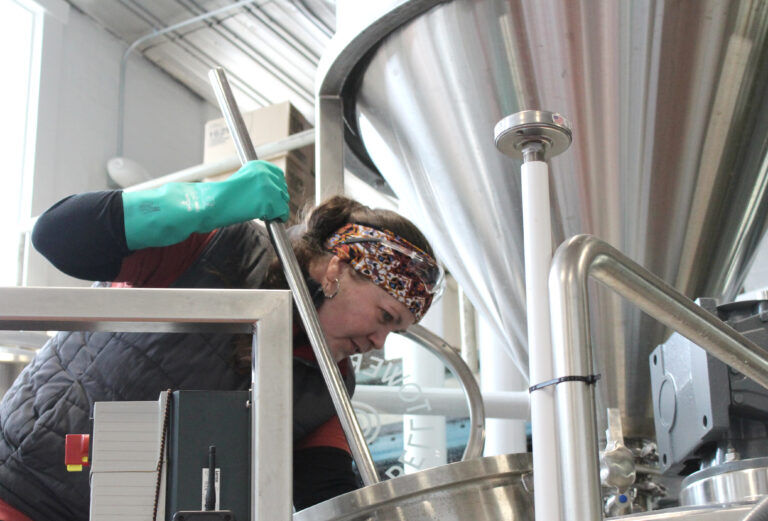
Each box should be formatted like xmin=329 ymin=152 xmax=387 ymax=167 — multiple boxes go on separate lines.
xmin=521 ymin=159 xmax=562 ymax=521
xmin=402 ymin=347 xmax=446 ymax=473
xmin=478 ymin=313 xmax=527 ymax=455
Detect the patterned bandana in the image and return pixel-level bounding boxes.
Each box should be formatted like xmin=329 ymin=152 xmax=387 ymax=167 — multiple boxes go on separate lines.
xmin=324 ymin=223 xmax=443 ymax=322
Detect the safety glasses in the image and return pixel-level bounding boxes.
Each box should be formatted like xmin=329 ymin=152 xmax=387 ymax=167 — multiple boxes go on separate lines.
xmin=340 ymin=237 xmax=446 ymax=298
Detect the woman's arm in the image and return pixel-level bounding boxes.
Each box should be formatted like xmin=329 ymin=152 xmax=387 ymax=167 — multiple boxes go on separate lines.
xmin=31 ymin=191 xmax=131 ymax=281
xmin=32 ymin=160 xmax=289 ymax=282
xmin=292 ymin=415 xmax=360 ymax=509
xmin=293 ymin=446 xmax=359 ymax=510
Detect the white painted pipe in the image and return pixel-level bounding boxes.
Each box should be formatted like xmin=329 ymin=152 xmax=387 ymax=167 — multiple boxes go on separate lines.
xmin=478 ymin=317 xmax=528 ymax=455
xmin=124 ymin=129 xmax=315 ymax=192
xmin=401 ymin=299 xmax=447 ymax=473
xmin=402 ymin=348 xmax=446 ymax=473
xmin=353 ymin=385 xmax=529 ymax=420
xmin=522 ymin=158 xmax=562 ymax=521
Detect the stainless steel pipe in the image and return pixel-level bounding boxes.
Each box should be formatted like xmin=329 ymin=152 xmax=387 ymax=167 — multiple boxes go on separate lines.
xmin=208 ymin=68 xmax=380 ymax=491
xmin=549 ymin=234 xmax=768 ymax=521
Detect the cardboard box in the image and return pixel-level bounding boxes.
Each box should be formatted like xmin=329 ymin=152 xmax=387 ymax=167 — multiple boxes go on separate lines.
xmin=203 ymin=101 xmax=313 ymax=164
xmin=203 ymin=102 xmax=315 ymax=225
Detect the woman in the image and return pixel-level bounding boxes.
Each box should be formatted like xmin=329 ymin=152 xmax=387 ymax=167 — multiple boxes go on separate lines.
xmin=0 ymin=160 xmax=442 ymax=521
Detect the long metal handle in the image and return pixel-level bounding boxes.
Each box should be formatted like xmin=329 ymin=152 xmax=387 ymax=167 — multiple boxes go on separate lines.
xmin=548 ymin=234 xmax=768 ymax=521
xmin=208 ymin=67 xmax=380 ymax=486
xmin=401 ymin=324 xmax=486 ymax=460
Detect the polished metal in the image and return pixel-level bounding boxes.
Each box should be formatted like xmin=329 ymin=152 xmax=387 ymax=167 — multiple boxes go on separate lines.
xmin=314 ymin=0 xmax=448 ymax=199
xmin=0 ymin=286 xmax=283 ymax=332
xmin=401 ymin=324 xmax=486 ymax=460
xmin=601 ymin=409 xmax=636 ymax=493
xmin=548 ymin=234 xmax=768 ymax=521
xmin=209 ymin=67 xmax=260 ymax=160
xmin=251 ymin=293 xmax=294 ymax=521
xmin=681 ymin=457 xmax=768 ymax=506
xmin=342 ymin=0 xmax=768 ymax=442
xmin=0 ymin=286 xmax=293 ymax=521
xmin=494 ymin=110 xmax=573 ymax=161
xmin=208 ymin=67 xmax=380 ymax=487
xmin=292 ymin=453 xmax=534 ymax=521
xmin=522 ymin=144 xmax=545 ymax=163
xmin=458 ymin=288 xmax=479 ymax=373
xmin=315 ymin=96 xmax=345 ymax=202
xmin=611 ymin=503 xmax=754 ymax=521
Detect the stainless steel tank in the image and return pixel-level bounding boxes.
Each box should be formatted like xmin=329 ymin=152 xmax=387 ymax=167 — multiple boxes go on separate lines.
xmin=292 ymin=453 xmax=534 ymax=521
xmin=680 ymin=457 xmax=768 ymax=507
xmin=338 ymin=0 xmax=768 ymax=438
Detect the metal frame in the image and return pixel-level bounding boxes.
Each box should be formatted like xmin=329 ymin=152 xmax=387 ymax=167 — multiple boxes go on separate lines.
xmin=0 ymin=286 xmax=293 ymax=521
xmin=314 ymin=0 xmax=449 ymax=202
xmin=548 ymin=235 xmax=768 ymax=521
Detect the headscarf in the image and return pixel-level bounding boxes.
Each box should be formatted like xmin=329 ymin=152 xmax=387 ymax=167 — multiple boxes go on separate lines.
xmin=324 ymin=223 xmax=443 ymax=321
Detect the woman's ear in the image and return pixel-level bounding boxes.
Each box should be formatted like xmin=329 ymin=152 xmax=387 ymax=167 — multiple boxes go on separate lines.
xmin=323 ymin=255 xmax=344 ymax=284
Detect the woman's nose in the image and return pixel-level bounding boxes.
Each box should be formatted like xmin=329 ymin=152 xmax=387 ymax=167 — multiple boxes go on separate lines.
xmin=369 ymin=328 xmax=389 ymax=350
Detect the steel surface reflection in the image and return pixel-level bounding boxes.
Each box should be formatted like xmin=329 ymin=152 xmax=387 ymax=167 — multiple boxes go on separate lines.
xmin=292 ymin=453 xmax=534 ymax=521
xmin=351 ymin=0 xmax=768 ymax=437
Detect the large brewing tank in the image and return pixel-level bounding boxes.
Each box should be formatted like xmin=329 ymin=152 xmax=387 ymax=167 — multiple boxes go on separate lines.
xmin=325 ymin=0 xmax=768 ymax=438
xmin=293 ymin=453 xmax=534 ymax=521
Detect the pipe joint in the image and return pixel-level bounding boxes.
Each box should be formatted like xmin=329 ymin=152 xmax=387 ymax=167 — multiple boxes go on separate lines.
xmin=522 ymin=142 xmax=546 ymax=163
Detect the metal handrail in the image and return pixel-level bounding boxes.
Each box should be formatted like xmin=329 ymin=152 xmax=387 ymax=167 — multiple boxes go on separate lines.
xmin=0 ymin=286 xmax=294 ymax=521
xmin=401 ymin=324 xmax=486 ymax=461
xmin=547 ymin=234 xmax=768 ymax=521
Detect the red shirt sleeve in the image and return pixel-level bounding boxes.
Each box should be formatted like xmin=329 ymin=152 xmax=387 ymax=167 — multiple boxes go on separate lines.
xmin=111 ymin=231 xmax=216 ymax=288
xmin=295 ymin=416 xmax=351 ymax=454
xmin=0 ymin=499 xmax=34 ymax=521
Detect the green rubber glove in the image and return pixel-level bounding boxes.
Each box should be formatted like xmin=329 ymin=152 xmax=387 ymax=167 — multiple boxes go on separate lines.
xmin=122 ymin=160 xmax=289 ymax=250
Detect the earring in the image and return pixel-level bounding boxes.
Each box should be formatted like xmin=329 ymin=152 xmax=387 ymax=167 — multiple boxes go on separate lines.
xmin=324 ymin=278 xmax=340 ymax=299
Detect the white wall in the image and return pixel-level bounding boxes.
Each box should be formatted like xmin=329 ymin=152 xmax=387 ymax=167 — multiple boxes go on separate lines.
xmin=26 ymin=6 xmax=218 ymax=287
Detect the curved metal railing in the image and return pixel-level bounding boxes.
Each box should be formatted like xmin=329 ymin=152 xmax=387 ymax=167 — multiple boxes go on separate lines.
xmin=548 ymin=234 xmax=768 ymax=521
xmin=400 ymin=324 xmax=486 ymax=461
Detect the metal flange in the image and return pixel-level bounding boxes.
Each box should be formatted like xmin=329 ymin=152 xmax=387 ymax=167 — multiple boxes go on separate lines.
xmin=494 ymin=110 xmax=573 ymax=161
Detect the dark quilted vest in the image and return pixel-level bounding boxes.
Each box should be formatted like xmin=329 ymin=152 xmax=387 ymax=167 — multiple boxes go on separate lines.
xmin=0 ymin=222 xmax=354 ymax=521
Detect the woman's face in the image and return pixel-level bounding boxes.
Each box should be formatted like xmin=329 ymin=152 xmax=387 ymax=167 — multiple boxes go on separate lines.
xmin=314 ymin=256 xmax=416 ymax=362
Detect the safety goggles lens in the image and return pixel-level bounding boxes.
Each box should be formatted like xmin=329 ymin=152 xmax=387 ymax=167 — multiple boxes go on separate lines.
xmin=341 ymin=238 xmax=445 ymax=296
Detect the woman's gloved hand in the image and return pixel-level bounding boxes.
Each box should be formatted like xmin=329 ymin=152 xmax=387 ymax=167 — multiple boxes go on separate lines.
xmin=122 ymin=160 xmax=289 ymax=250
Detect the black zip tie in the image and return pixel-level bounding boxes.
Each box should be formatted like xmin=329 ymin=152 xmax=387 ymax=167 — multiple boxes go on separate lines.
xmin=528 ymin=374 xmax=601 ymax=393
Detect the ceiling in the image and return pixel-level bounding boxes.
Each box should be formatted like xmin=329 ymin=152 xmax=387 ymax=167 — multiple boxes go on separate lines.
xmin=68 ymin=0 xmax=336 ymax=124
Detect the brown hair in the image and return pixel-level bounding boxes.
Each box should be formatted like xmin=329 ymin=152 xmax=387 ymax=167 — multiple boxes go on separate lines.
xmin=262 ymin=195 xmax=434 ymax=289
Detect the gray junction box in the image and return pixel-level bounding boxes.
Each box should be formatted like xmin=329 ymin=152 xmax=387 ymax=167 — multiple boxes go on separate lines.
xmin=650 ymin=298 xmax=768 ymax=475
